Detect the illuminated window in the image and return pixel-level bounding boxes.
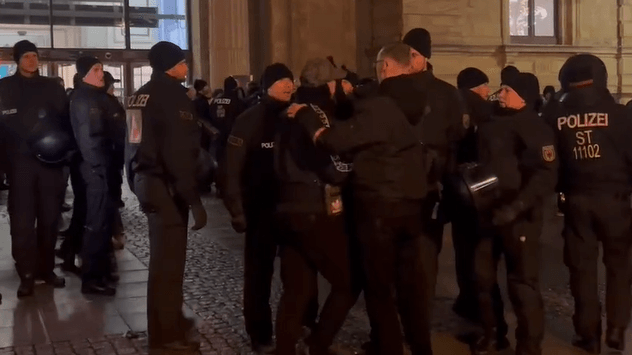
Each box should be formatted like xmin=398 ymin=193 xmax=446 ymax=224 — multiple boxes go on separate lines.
xmin=509 ymin=0 xmax=558 ymax=44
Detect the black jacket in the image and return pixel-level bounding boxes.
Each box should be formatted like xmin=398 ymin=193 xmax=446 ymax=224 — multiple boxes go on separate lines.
xmin=103 ymin=93 xmax=126 ymax=170
xmin=209 ymin=90 xmax=248 ymax=157
xmin=70 ymin=83 xmax=119 ymax=170
xmin=221 ymin=96 xmax=288 ymax=218
xmin=125 ymin=72 xmax=201 ymax=206
xmin=295 ymin=85 xmax=427 ymax=215
xmin=0 ymin=72 xmax=69 ymax=165
xmin=193 ymin=94 xmax=211 ymax=122
xmin=478 ymin=107 xmax=558 ymax=210
xmin=548 ymin=86 xmax=632 ymax=193
xmin=275 ymin=86 xmax=351 ymax=214
xmin=457 ymin=89 xmax=493 ymax=164
xmin=378 ymin=71 xmax=467 ymax=188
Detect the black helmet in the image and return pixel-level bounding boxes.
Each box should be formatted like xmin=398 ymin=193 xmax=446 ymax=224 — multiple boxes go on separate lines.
xmin=28 ymin=115 xmax=76 ymax=164
xmin=558 ymin=54 xmax=608 ymax=92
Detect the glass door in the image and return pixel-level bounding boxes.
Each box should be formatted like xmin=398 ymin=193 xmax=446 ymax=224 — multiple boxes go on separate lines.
xmin=131 ymin=63 xmax=152 ymax=93
xmin=55 ymin=62 xmax=77 ymax=90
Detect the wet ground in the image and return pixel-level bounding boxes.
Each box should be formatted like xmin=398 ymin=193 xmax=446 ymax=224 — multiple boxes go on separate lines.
xmin=0 ymin=185 xmax=629 ymax=354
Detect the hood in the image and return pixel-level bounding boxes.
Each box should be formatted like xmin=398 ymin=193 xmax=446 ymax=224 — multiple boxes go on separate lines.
xmin=378 ymin=71 xmax=431 ymax=125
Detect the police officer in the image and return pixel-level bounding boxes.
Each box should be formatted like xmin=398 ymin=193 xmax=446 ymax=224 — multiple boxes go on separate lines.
xmin=450 ymin=67 xmax=494 ymax=322
xmin=552 ymin=55 xmax=632 ymax=354
xmin=472 ymin=72 xmax=558 ymax=355
xmin=70 ymin=56 xmax=118 ymax=295
xmin=210 ymin=75 xmax=247 ymax=182
xmin=274 ymin=58 xmax=360 ymax=355
xmin=0 ymin=40 xmax=69 ymax=297
xmin=220 ymin=63 xmax=295 ymax=354
xmin=402 ymin=28 xmax=467 ymax=252
xmin=126 ymin=41 xmax=206 ymax=352
xmin=288 ymin=42 xmax=431 ymax=355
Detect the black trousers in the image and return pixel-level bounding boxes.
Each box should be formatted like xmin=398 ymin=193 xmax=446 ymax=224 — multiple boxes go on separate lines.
xmin=8 ymin=156 xmax=66 ymax=278
xmin=275 ymin=212 xmax=361 ymax=355
xmin=60 ymin=161 xmax=86 ymax=256
xmin=563 ymin=192 xmax=632 ymax=339
xmin=80 ymin=163 xmax=116 ymax=284
xmin=451 ymin=204 xmax=484 ymax=310
xmin=356 ymin=200 xmax=439 ymax=355
xmin=134 ymin=174 xmax=193 ymax=347
xmin=474 ymin=208 xmax=544 ymax=355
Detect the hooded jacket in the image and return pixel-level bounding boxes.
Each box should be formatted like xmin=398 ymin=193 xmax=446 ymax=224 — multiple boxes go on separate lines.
xmin=274 ymin=86 xmax=351 ymax=214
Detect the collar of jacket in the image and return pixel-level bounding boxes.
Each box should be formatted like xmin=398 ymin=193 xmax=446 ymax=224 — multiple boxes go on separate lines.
xmin=295 ymin=85 xmax=336 ymax=114
xmin=378 ymin=72 xmax=431 ymax=124
xmin=150 ymin=71 xmax=185 ymax=88
xmin=77 ymin=81 xmax=104 ymax=92
xmin=261 ymin=94 xmax=290 ymax=114
xmin=561 ymin=86 xmax=614 ymax=108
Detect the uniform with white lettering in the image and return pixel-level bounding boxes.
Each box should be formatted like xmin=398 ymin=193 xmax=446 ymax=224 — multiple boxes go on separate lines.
xmin=547 ymin=84 xmax=632 ymax=347
xmin=209 ymin=92 xmax=247 ymax=167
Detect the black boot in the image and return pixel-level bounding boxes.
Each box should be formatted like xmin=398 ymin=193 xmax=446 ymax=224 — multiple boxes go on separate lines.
xmin=470 ymin=330 xmax=511 ymax=355
xmin=81 ymin=280 xmax=116 ymax=296
xmin=606 ymin=327 xmax=626 ymax=351
xmin=36 ymin=272 xmax=66 ymax=288
xmin=17 ymin=275 xmax=35 ymax=298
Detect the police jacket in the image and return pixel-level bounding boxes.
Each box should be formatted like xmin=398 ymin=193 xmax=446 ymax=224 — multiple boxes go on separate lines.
xmin=274 ymin=86 xmax=351 ymax=214
xmin=457 ymin=89 xmax=493 ymax=164
xmin=125 ymin=72 xmax=201 ymax=207
xmin=0 ymin=71 xmax=69 ymax=165
xmin=477 ymin=107 xmax=558 ymax=210
xmin=550 ymin=86 xmax=632 ymax=194
xmin=70 ymin=83 xmax=118 ymax=169
xmin=220 ymin=96 xmax=287 ymax=219
xmin=294 ymin=85 xmax=427 ymax=215
xmin=378 ymin=71 xmax=467 ymax=188
xmin=209 ymin=90 xmax=247 ymax=148
xmin=193 ymin=94 xmax=211 ymax=123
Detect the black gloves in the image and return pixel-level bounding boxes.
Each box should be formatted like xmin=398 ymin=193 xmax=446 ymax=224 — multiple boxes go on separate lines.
xmin=492 ymin=200 xmax=525 ymax=226
xmin=294 ymin=106 xmax=326 ymax=140
xmin=231 ymin=215 xmax=247 ymax=234
xmin=190 ymin=203 xmax=207 ymax=230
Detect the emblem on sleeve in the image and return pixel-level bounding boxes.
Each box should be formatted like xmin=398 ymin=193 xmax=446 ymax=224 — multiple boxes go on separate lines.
xmin=228 ymin=135 xmax=244 ymax=147
xmin=179 ymin=111 xmax=193 ymax=121
xmin=462 ymin=113 xmax=471 ymax=129
xmin=126 ymin=109 xmax=143 ymax=144
xmin=542 ymin=145 xmax=556 ymax=162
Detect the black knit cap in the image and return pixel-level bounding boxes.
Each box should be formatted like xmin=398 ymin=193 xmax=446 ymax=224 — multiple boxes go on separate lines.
xmin=13 ymin=40 xmax=38 ymax=63
xmin=500 ymin=65 xmax=520 ymax=86
xmin=402 ymin=28 xmax=432 ymax=59
xmin=224 ymin=77 xmax=238 ymax=92
xmin=505 ymin=72 xmax=540 ymax=107
xmin=457 ymin=67 xmax=489 ymax=89
xmin=262 ymin=63 xmax=294 ymax=91
xmin=194 ymin=79 xmax=207 ymax=92
xmin=103 ymin=71 xmax=120 ymax=88
xmin=76 ymin=56 xmax=101 ymax=79
xmin=148 ymin=41 xmax=186 ymax=72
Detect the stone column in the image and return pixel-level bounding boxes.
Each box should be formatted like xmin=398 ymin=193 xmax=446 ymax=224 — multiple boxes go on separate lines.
xmin=190 ymin=0 xmax=210 ymax=82
xmin=208 ymin=0 xmax=251 ymax=89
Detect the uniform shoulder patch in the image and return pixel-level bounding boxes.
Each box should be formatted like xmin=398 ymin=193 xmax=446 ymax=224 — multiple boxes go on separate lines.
xmin=227 ymin=135 xmax=244 ymax=147
xmin=179 ymin=111 xmax=194 ymax=121
xmin=126 ymin=109 xmax=143 ymax=144
xmin=542 ymin=145 xmax=555 ymax=162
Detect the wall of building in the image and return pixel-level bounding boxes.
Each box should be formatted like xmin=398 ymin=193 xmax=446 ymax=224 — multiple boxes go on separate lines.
xmin=192 ymin=0 xmax=632 ymax=103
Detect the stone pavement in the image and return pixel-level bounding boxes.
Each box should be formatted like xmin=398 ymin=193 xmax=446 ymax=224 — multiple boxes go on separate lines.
xmin=0 ymin=185 xmax=629 ymax=354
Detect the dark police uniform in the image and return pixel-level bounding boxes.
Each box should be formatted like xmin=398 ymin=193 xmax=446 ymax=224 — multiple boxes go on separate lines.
xmin=126 ymin=42 xmax=205 ymax=351
xmin=0 ymin=67 xmax=69 ymax=296
xmin=209 ymin=84 xmax=247 ymax=174
xmin=474 ymin=74 xmax=558 ymax=355
xmin=70 ymin=79 xmax=118 ymax=295
xmin=295 ymin=89 xmax=430 ymax=355
xmin=274 ymin=86 xmax=359 ymax=355
xmin=552 ymin=85 xmax=632 ymax=353
xmin=220 ymin=95 xmax=286 ymax=351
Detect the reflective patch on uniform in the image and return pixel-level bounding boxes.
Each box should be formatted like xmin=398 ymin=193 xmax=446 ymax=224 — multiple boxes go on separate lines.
xmin=127 ymin=109 xmax=143 ymax=144
xmin=1 ymin=108 xmax=17 ymax=115
xmin=542 ymin=145 xmax=556 ymax=162
xmin=228 ymin=135 xmax=243 ymax=147
xmin=38 ymin=109 xmax=47 ymax=119
xmin=462 ymin=113 xmax=471 ymax=129
xmin=179 ymin=111 xmax=193 ymax=121
xmin=214 ymin=98 xmax=231 ymax=105
xmin=216 ymin=105 xmax=226 ymax=118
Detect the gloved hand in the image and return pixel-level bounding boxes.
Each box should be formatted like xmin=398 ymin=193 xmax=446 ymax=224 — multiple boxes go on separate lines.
xmin=231 ymin=215 xmax=247 ymax=233
xmin=491 ymin=200 xmax=524 ymax=226
xmin=190 ymin=203 xmax=207 ymax=231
